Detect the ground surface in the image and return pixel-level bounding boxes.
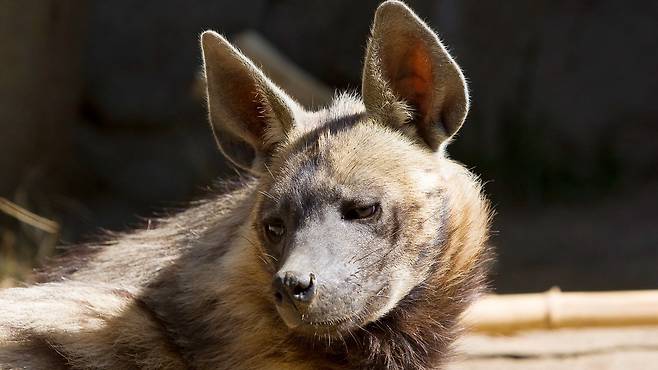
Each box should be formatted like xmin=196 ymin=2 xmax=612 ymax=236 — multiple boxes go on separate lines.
xmin=448 ymin=326 xmax=658 ymax=370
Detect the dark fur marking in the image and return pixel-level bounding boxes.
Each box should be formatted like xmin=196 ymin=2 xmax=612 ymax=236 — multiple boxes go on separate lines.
xmin=131 ymin=295 xmax=193 ymax=369
xmin=288 ymin=162 xmax=333 ymax=223
xmin=387 ymin=204 xmax=403 ymax=246
xmin=285 ymin=113 xmax=365 ymax=156
xmin=26 ymin=335 xmax=73 ymax=369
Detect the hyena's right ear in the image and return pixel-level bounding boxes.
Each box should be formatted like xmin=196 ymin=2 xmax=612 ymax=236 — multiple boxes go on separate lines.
xmin=362 ymin=1 xmax=469 ymax=151
xmin=201 ymin=31 xmax=300 ymax=163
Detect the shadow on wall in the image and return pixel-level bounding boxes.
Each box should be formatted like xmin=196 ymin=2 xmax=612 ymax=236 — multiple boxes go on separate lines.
xmin=0 ymin=0 xmax=657 ymax=292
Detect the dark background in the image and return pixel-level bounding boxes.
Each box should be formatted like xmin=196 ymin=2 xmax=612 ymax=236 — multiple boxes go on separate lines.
xmin=1 ymin=1 xmax=656 ymax=292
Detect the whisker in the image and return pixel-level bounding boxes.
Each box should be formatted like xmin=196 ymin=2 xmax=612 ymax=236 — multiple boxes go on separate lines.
xmin=258 ymin=190 xmax=278 ymax=201
xmin=263 ymin=162 xmax=275 ymax=179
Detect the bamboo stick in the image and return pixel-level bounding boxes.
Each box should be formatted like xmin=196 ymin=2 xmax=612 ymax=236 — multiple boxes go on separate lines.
xmin=462 ymin=287 xmax=658 ymax=334
xmin=0 ymin=197 xmax=59 ymax=234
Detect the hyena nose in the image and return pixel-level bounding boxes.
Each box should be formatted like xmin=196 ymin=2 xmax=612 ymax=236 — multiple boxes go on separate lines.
xmin=273 ymin=271 xmax=317 ymax=305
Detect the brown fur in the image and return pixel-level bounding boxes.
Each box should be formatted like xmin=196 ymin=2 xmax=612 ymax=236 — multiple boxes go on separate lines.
xmin=0 ymin=2 xmax=492 ymax=369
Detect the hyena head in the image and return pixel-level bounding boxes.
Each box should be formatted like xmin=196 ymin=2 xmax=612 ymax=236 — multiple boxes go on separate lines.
xmin=201 ymin=0 xmax=490 ymax=353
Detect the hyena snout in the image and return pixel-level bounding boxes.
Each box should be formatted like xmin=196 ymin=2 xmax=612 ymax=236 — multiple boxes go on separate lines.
xmin=273 ymin=270 xmax=317 ymax=306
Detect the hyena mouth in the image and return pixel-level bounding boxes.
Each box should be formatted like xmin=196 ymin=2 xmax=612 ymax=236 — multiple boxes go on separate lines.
xmin=304 ymin=314 xmax=356 ymax=327
xmin=294 ymin=312 xmax=369 ymax=336
xmin=291 ymin=287 xmax=392 ymax=334
xmin=279 ymin=303 xmax=370 ymax=332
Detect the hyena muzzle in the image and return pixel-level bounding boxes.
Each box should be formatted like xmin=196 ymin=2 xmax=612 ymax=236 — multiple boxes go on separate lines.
xmin=0 ymin=1 xmax=492 ymax=369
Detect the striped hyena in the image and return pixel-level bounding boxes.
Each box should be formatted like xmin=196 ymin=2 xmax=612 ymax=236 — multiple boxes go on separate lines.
xmin=0 ymin=1 xmax=492 ymax=369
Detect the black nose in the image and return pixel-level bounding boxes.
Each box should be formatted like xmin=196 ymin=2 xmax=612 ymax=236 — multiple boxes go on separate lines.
xmin=273 ymin=271 xmax=317 ymax=305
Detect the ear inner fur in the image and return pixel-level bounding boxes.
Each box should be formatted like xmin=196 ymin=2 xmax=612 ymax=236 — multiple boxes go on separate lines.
xmin=362 ymin=0 xmax=469 ymax=150
xmin=201 ymin=31 xmax=300 ymax=159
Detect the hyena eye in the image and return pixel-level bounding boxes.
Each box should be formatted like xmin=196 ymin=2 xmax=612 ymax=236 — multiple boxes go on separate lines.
xmin=342 ymin=203 xmax=380 ymax=221
xmin=264 ymin=221 xmax=286 ymax=243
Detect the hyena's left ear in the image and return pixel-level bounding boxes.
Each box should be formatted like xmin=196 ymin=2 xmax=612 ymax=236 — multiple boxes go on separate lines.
xmin=201 ymin=31 xmax=300 ymax=162
xmin=362 ymin=1 xmax=469 ymax=150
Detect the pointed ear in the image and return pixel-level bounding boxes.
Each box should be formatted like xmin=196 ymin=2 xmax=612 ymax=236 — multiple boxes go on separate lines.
xmin=201 ymin=31 xmax=300 ymax=158
xmin=362 ymin=1 xmax=469 ymax=150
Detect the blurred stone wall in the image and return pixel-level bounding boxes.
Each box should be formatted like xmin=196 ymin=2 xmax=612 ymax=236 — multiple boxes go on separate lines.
xmin=444 ymin=1 xmax=658 ymax=201
xmin=1 ymin=0 xmax=656 ymax=291
xmin=0 ymin=1 xmax=85 ymax=196
xmin=0 ymin=2 xmax=86 ymax=272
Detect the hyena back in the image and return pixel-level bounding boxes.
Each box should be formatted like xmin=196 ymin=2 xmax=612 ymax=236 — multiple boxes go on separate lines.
xmin=0 ymin=2 xmax=492 ymax=369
